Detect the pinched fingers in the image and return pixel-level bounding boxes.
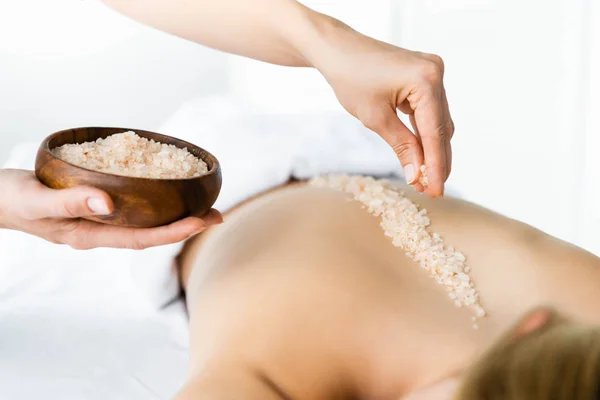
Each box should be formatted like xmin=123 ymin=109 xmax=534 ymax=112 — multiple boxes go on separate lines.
xmin=360 ymin=103 xmax=425 ymax=186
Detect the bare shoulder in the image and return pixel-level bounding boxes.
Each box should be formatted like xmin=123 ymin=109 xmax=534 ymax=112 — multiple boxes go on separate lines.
xmin=173 ymin=367 xmax=287 ymax=400
xmin=530 ymin=229 xmax=600 ymax=324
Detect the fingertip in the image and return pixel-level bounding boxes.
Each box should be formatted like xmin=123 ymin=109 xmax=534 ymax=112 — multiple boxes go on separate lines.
xmin=203 ymin=208 xmax=224 ymax=225
xmin=141 ymin=217 xmax=206 ymax=247
xmin=182 ymin=210 xmax=223 ymax=238
xmin=425 ymin=184 xmax=444 ymax=198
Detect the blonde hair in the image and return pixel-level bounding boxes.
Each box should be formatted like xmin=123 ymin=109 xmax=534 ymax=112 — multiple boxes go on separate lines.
xmin=455 ymin=312 xmax=600 ymax=400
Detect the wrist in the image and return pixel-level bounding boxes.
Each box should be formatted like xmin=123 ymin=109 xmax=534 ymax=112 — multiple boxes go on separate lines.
xmin=280 ymin=3 xmax=348 ymax=70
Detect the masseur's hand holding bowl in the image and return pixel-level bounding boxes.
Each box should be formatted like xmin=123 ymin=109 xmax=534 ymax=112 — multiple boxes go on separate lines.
xmin=0 ymin=169 xmax=223 ymax=250
xmin=103 ymin=0 xmax=455 ymax=197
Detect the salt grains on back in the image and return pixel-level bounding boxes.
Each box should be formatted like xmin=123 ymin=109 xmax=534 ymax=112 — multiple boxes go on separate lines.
xmin=310 ymin=174 xmax=487 ymax=329
xmin=52 ymin=131 xmax=208 ymax=179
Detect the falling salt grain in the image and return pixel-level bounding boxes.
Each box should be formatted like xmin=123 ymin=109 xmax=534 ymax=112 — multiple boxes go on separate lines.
xmin=418 ymin=165 xmax=429 ymax=187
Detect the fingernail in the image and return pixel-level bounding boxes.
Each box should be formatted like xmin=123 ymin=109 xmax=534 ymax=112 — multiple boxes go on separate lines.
xmin=404 ymin=164 xmax=416 ymax=184
xmin=204 ymin=210 xmax=224 ymax=225
xmin=87 ymin=197 xmax=110 ymax=215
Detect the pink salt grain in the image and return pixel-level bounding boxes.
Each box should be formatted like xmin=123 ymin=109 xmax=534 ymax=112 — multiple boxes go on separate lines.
xmin=52 ymin=131 xmax=208 ymax=179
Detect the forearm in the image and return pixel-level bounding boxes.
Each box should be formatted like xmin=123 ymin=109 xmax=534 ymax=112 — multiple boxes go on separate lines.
xmin=101 ymin=0 xmax=344 ymax=68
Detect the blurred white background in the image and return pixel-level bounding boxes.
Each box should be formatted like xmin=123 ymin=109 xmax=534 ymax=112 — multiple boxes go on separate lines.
xmin=0 ymin=0 xmax=598 ymax=255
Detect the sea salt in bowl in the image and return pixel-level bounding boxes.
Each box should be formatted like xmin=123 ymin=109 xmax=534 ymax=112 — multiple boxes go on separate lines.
xmin=35 ymin=127 xmax=222 ymax=228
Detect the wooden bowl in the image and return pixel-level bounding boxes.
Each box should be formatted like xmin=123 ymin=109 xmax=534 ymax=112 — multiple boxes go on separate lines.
xmin=35 ymin=127 xmax=222 ymax=228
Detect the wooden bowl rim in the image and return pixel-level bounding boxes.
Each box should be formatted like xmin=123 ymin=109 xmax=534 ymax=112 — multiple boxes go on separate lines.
xmin=40 ymin=127 xmax=221 ymax=182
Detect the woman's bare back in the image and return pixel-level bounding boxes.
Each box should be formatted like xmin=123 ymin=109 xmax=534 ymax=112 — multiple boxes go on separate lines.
xmin=177 ymin=182 xmax=600 ymax=399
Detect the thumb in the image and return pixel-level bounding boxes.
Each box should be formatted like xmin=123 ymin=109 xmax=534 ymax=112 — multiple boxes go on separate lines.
xmin=24 ymin=185 xmax=114 ymax=220
xmin=365 ymin=105 xmax=424 ymax=184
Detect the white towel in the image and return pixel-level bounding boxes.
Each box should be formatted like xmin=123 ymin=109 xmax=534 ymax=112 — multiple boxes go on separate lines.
xmin=129 ymin=95 xmax=405 ymax=308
